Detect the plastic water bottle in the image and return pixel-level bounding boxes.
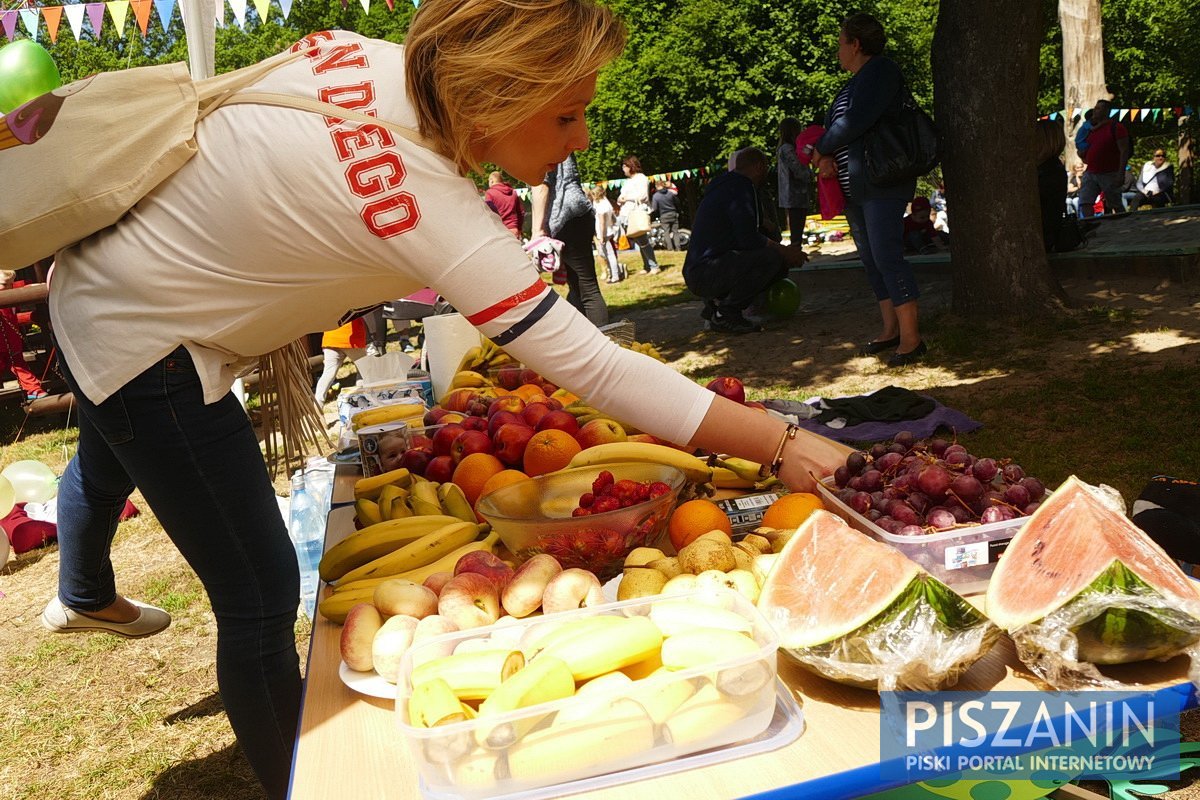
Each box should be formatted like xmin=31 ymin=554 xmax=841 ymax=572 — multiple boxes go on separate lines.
xmin=288 ymin=471 xmax=323 ymax=619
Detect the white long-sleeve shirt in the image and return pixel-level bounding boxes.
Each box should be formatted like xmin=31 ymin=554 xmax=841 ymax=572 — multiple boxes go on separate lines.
xmin=50 ymin=31 xmax=711 ymax=445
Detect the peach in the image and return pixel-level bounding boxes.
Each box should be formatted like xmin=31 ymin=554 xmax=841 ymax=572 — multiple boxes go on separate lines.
xmin=575 ymin=418 xmax=627 ymax=449
xmin=438 ymin=572 xmax=501 ymax=630
xmin=423 ymin=571 xmax=455 ymax=596
xmin=410 ymin=614 xmax=460 ymax=668
xmin=339 ymin=603 xmax=384 ymax=672
xmin=540 ymin=567 xmax=604 ymax=615
xmin=454 ymin=550 xmax=515 ymax=592
xmin=373 ymin=578 xmax=438 ymax=619
xmin=440 ymin=388 xmax=478 ymax=414
xmin=372 ymin=614 xmax=420 ymax=683
xmin=501 ymin=554 xmax=563 ymax=618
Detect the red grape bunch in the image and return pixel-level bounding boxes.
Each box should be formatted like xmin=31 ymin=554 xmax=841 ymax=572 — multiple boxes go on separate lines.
xmin=831 ymin=432 xmax=1048 ymax=536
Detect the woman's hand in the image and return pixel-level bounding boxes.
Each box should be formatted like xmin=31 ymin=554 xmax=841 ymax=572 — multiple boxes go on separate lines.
xmin=776 ymin=429 xmax=852 ymax=495
xmin=816 ymin=155 xmax=837 ymax=180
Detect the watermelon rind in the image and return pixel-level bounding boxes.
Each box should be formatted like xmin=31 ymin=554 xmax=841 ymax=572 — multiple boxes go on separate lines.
xmin=1008 ymin=561 xmax=1200 ymax=687
xmin=780 ymin=572 xmax=999 ymax=692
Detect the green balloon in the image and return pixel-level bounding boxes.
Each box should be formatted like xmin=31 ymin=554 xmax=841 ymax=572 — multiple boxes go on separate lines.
xmin=766 ymin=277 xmax=801 ymax=318
xmin=0 ymin=40 xmax=62 ymax=115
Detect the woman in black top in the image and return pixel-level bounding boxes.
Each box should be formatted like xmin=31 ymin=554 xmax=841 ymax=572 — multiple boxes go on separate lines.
xmin=814 ymin=13 xmax=924 ymax=366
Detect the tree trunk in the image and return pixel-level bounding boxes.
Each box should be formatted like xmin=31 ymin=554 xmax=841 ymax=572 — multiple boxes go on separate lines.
xmin=933 ymin=0 xmax=1062 ymax=318
xmin=1179 ymin=116 xmax=1194 ymax=205
xmin=1060 ymin=0 xmax=1110 ymax=170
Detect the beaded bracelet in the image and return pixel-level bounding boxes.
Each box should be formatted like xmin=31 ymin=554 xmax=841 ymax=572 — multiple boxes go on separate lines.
xmin=769 ymin=423 xmax=800 ymax=477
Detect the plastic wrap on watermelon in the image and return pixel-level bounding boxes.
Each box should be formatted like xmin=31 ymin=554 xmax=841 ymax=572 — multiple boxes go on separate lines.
xmin=986 ymin=476 xmax=1200 ymax=690
xmin=757 ymin=509 xmax=999 ymax=691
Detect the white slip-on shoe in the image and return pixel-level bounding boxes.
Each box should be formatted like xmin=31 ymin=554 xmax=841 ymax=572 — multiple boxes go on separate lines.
xmin=41 ymin=597 xmax=171 ymax=639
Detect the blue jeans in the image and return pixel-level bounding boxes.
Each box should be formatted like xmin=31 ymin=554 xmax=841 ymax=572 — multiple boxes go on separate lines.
xmin=844 ymin=199 xmax=920 ymax=306
xmin=56 ymin=346 xmax=301 ymax=799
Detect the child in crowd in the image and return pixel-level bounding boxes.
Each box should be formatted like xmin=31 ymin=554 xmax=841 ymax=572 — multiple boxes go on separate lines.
xmin=588 ymin=185 xmax=625 ymax=283
xmin=314 ymin=318 xmax=367 ymax=404
xmin=903 ymin=197 xmax=950 ymax=254
xmin=794 ymin=122 xmax=845 ymax=220
xmin=0 ymin=270 xmax=48 ymax=402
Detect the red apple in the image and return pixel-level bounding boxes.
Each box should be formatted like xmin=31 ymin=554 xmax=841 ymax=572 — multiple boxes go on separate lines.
xmin=575 ymin=418 xmax=627 ymax=449
xmin=431 ymin=423 xmax=466 ymax=456
xmin=460 ymin=415 xmax=489 ymax=433
xmin=451 ymin=430 xmax=493 ymax=463
xmin=540 ymin=382 xmax=559 ymax=396
xmin=409 ymin=433 xmax=434 ymax=451
xmin=521 ymin=402 xmax=553 ymax=428
xmin=453 ymin=550 xmax=515 ymax=592
xmin=425 ymin=455 xmax=457 ymax=483
xmin=536 ymin=410 xmax=579 ymax=436
xmin=627 ymin=433 xmax=661 ymax=445
xmin=705 ymin=376 xmax=746 ymax=405
xmin=518 ymin=368 xmax=541 ymax=386
xmin=493 ymin=422 xmax=535 ymax=466
xmin=496 ymin=366 xmax=524 ymax=391
xmin=488 ymin=410 xmax=522 ymax=438
xmin=438 ymin=573 xmax=501 ymax=630
xmin=487 ymin=396 xmax=526 ymax=418
xmin=400 ymin=447 xmax=433 ymax=476
xmin=544 ymin=397 xmax=564 ymax=411
xmin=423 ymin=407 xmax=449 ymax=427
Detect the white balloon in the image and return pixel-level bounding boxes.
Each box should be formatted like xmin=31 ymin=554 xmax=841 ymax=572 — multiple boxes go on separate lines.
xmin=0 ymin=460 xmax=58 ymax=504
xmin=0 ymin=474 xmax=14 ymax=520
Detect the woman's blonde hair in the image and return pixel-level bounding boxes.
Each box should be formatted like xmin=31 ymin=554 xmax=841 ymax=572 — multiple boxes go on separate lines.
xmin=405 ymin=0 xmax=627 ymax=175
xmin=1034 ymin=118 xmax=1066 ymax=165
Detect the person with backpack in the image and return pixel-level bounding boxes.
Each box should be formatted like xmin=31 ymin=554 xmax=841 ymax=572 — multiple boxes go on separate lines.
xmin=33 ymin=2 xmax=849 ymax=797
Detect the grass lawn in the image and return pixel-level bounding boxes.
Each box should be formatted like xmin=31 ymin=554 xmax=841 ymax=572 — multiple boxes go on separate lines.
xmin=3 ymin=245 xmax=1200 ymax=799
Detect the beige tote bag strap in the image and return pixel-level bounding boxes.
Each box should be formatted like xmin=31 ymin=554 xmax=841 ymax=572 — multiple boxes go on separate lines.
xmin=195 ymin=45 xmax=320 ymax=118
xmin=217 ymin=91 xmax=431 ymax=149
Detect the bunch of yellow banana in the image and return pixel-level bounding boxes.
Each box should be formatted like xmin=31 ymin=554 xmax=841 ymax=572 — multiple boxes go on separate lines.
xmin=711 ymin=456 xmax=783 ymax=491
xmin=623 ymin=339 xmax=667 ymax=362
xmin=565 ymin=441 xmax=713 ymax=485
xmin=348 ymin=401 xmax=425 ymax=432
xmin=455 ymin=336 xmax=518 ymax=375
xmin=354 ymin=474 xmax=477 ymax=527
xmin=447 ymin=370 xmax=493 ymax=391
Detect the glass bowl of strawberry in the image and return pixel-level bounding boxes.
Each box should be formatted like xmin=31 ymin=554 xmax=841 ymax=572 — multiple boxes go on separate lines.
xmin=475 ymin=462 xmax=686 ymax=581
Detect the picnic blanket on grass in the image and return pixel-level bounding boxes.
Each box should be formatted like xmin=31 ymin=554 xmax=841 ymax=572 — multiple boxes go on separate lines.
xmin=763 ymin=386 xmax=982 ymax=444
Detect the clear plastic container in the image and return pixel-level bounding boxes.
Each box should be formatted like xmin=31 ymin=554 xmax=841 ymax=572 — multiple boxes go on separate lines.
xmin=395 ymin=589 xmax=779 ymax=799
xmin=815 ymin=477 xmax=1026 ymax=593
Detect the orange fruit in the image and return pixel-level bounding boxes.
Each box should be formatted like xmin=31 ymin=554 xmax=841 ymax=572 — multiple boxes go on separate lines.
xmin=550 ymin=388 xmax=581 ymax=406
xmin=452 ymin=452 xmax=505 ymax=505
xmin=522 ymin=429 xmax=582 ymax=476
xmin=512 ymin=384 xmax=546 ymax=402
xmin=761 ymin=492 xmax=825 ymax=530
xmin=477 ymin=469 xmax=530 ymax=505
xmin=668 ymin=499 xmax=733 ymax=552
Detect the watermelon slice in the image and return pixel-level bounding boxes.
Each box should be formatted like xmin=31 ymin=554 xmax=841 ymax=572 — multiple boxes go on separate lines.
xmin=986 ymin=476 xmax=1200 ymax=681
xmin=757 ymin=509 xmax=998 ymax=691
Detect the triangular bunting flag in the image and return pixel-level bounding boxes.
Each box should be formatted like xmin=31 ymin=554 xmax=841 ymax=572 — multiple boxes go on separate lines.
xmin=252 ymin=0 xmax=270 ymax=23
xmin=65 ymin=3 xmax=86 ymax=39
xmin=412 ymin=0 xmax=419 ymax=7
xmin=19 ymin=8 xmax=39 ymax=36
xmin=130 ymin=0 xmax=152 ymax=35
xmin=1154 ymin=108 xmax=1162 ymax=122
xmin=383 ymin=0 xmax=393 ymax=9
xmin=339 ymin=0 xmax=347 ymax=7
xmin=359 ymin=0 xmax=369 ymax=12
xmin=1049 ymin=112 xmax=1058 ymax=121
xmin=85 ymin=3 xmax=105 ymax=35
xmin=107 ymin=1 xmax=129 ymax=33
xmin=42 ymin=5 xmax=63 ymax=42
xmin=1 ymin=11 xmax=16 ymax=41
xmin=279 ymin=0 xmax=293 ymax=19
xmin=154 ymin=0 xmax=175 ymax=30
xmin=1113 ymin=108 xmax=1123 ymax=119
xmin=228 ymin=0 xmax=246 ymax=27
xmin=1130 ymin=109 xmax=1140 ymax=122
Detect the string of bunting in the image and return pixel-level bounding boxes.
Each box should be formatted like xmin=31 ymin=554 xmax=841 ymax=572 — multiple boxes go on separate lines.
xmin=513 ymin=165 xmax=723 ymax=202
xmin=0 ymin=0 xmax=420 ymax=42
xmin=1039 ymin=106 xmax=1194 ymax=124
